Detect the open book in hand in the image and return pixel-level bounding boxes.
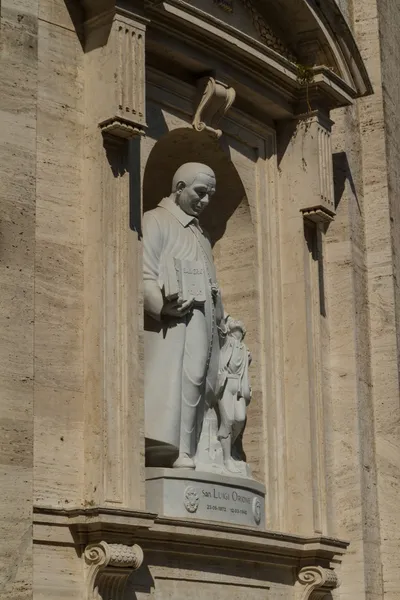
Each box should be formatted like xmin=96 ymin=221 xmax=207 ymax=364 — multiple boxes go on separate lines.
xmin=161 ymin=257 xmax=207 ymax=305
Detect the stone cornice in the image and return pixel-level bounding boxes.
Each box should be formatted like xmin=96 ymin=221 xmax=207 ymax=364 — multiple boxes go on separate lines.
xmin=33 ymin=505 xmax=348 ymax=566
xmin=146 ymin=0 xmax=372 ymax=114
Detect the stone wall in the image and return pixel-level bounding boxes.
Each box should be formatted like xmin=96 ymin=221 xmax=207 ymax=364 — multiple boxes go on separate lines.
xmin=328 ymin=0 xmax=400 ymax=598
xmin=361 ymin=1 xmax=400 ymax=597
xmin=34 ymin=0 xmax=85 ymax=510
xmin=0 ymin=1 xmax=39 ymax=597
xmin=1 ymin=0 xmax=399 ymax=599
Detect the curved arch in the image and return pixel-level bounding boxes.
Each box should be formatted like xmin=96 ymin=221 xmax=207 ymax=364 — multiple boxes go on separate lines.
xmin=143 ymin=128 xmax=248 ymax=246
xmin=143 ymin=127 xmax=262 ymax=473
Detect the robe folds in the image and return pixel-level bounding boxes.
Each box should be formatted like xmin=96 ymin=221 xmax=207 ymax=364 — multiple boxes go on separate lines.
xmin=143 ymin=197 xmax=221 ymax=464
xmin=217 ymin=337 xmax=251 ymax=403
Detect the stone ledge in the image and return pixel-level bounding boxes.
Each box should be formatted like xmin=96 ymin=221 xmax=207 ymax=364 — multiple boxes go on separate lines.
xmin=33 ymin=505 xmax=348 ymax=565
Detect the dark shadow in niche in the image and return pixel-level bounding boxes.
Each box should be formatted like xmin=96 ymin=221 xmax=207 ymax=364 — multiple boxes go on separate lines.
xmin=64 ymin=0 xmax=85 ymax=50
xmin=304 ymin=220 xmax=326 ymax=318
xmin=142 ymin=128 xmax=247 ymax=246
xmin=129 ymin=136 xmax=143 ymax=238
xmin=103 ymin=135 xmax=142 ymax=239
xmin=120 ymin=563 xmax=154 ymax=599
xmin=145 ymin=101 xmax=169 ymax=141
xmin=64 ymin=0 xmax=113 ymax=51
xmin=332 ymin=151 xmax=360 ymax=213
xmin=103 ymin=136 xmax=128 ymax=177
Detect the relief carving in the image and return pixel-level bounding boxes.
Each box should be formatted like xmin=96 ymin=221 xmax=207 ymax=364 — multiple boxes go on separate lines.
xmin=84 ymin=541 xmax=144 ymax=600
xmin=241 ymin=0 xmax=296 ymax=61
xmin=99 ymin=13 xmax=147 ymax=139
xmin=295 ymin=566 xmax=339 ymax=600
xmin=192 ymin=77 xmax=236 ymax=138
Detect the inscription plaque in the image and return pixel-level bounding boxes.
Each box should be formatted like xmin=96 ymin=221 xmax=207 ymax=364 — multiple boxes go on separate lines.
xmin=146 ymin=468 xmax=265 ymax=529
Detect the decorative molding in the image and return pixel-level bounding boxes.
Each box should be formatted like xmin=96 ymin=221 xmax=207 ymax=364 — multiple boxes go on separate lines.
xmin=99 ymin=117 xmax=146 ymax=140
xmin=301 ymin=207 xmax=334 ymax=224
xmin=94 ymin=12 xmax=147 ymax=139
xmin=241 ymin=0 xmax=296 ymax=61
xmin=114 ymin=15 xmax=145 ymax=123
xmin=214 ymin=0 xmax=233 ymax=12
xmin=84 ymin=542 xmax=144 ymax=600
xmin=192 ymin=76 xmax=236 ymax=138
xmin=295 ymin=112 xmax=336 ymax=223
xmin=295 ymin=566 xmax=339 ymax=600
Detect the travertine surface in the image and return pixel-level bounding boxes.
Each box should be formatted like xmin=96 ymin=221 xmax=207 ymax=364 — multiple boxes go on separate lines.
xmin=34 ymin=0 xmax=85 ymax=509
xmin=0 ymin=1 xmax=38 ymax=597
xmin=326 ymin=1 xmax=400 ymax=598
xmin=1 ymin=0 xmax=399 ymax=599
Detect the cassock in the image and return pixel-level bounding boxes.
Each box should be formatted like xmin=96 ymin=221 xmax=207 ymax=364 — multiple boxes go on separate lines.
xmin=143 ymin=197 xmax=221 ymax=465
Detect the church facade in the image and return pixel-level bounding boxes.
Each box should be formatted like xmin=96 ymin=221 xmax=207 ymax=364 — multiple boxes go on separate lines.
xmin=1 ymin=0 xmax=399 ymax=598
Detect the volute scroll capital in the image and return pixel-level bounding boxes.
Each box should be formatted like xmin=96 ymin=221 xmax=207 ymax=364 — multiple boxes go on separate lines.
xmin=84 ymin=541 xmax=144 ymax=600
xmin=295 ymin=565 xmax=339 ymax=600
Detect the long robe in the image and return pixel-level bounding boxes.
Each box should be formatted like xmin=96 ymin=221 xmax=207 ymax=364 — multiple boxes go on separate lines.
xmin=143 ymin=197 xmax=221 ymax=465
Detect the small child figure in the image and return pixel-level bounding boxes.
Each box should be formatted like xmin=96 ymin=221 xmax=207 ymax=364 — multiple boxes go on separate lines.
xmin=216 ymin=316 xmax=252 ymax=474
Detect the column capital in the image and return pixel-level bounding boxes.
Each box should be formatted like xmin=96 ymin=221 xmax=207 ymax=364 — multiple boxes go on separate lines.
xmin=278 ymin=112 xmax=336 ymax=224
xmin=84 ymin=541 xmax=144 ymax=600
xmin=295 ymin=566 xmax=339 ymax=600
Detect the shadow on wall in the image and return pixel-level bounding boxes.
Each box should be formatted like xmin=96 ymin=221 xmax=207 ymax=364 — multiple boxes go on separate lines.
xmin=332 ymin=151 xmax=360 ymax=212
xmin=64 ymin=0 xmax=85 ymax=49
xmin=64 ymin=0 xmax=113 ymax=50
xmin=142 ymin=127 xmax=247 ymax=246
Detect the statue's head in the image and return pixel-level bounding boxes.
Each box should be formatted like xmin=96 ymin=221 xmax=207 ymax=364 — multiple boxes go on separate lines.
xmin=226 ymin=317 xmax=246 ymax=341
xmin=172 ymin=162 xmax=216 ymax=218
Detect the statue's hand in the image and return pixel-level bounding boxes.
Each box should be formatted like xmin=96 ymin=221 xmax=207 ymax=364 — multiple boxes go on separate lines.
xmin=161 ymin=296 xmax=195 ymax=318
xmin=211 ymin=283 xmax=220 ymax=303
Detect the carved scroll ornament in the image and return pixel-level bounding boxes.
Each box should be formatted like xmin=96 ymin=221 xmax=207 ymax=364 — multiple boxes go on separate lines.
xmin=84 ymin=541 xmax=144 ymax=600
xmin=192 ymin=76 xmax=236 ymax=138
xmin=295 ymin=566 xmax=339 ymax=600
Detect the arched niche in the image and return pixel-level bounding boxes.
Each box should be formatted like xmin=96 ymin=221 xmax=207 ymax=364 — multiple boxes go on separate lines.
xmin=142 ymin=127 xmax=262 ymax=476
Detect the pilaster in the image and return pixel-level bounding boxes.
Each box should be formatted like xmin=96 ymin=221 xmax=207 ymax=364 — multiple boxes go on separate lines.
xmin=83 ymin=5 xmax=146 ymax=510
xmin=277 ymin=110 xmax=334 ymax=535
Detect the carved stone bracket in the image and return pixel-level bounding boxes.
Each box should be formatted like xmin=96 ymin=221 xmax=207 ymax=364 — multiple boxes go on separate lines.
xmin=92 ymin=11 xmax=147 ymax=141
xmin=301 ymin=207 xmax=334 ymax=224
xmin=295 ymin=566 xmax=339 ymax=600
xmin=192 ymin=76 xmax=236 ymax=138
xmin=84 ymin=541 xmax=144 ymax=600
xmin=99 ymin=117 xmax=146 ymax=140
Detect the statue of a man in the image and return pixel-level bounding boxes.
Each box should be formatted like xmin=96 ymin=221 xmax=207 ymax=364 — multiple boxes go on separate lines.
xmin=143 ymin=163 xmax=223 ymax=469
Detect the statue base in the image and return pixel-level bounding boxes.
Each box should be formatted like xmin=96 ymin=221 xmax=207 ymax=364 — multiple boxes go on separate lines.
xmin=145 ymin=468 xmax=266 ymax=529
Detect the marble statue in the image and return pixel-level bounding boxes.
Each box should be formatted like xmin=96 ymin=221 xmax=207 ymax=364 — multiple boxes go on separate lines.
xmin=216 ymin=316 xmax=252 ymax=473
xmin=143 ymin=163 xmax=224 ymax=469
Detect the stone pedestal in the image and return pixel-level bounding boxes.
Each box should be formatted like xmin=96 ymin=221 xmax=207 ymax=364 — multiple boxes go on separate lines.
xmin=146 ymin=468 xmax=266 ymax=528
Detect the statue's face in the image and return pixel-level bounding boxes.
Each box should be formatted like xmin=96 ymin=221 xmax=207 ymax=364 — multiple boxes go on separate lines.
xmin=231 ymin=328 xmax=244 ymax=341
xmin=176 ymin=173 xmax=216 ymax=217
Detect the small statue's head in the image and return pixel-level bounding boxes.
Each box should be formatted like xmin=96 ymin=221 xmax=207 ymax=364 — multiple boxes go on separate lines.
xmin=172 ymin=162 xmax=216 ymax=217
xmin=226 ymin=317 xmax=246 ymax=341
